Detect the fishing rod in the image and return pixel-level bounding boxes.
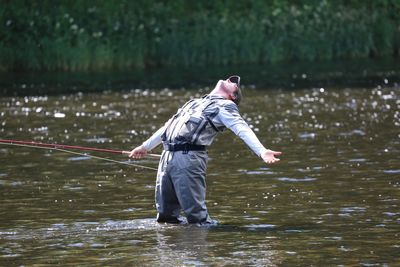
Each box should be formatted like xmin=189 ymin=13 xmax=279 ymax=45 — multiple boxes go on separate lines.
xmin=0 ymin=139 xmax=160 ymax=170
xmin=0 ymin=139 xmax=161 ymax=159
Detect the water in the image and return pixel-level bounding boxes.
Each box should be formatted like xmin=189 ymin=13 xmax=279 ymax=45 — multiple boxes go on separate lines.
xmin=1 ymin=65 xmax=399 ymax=265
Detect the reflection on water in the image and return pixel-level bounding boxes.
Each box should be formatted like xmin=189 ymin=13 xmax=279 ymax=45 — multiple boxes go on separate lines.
xmin=1 ymin=218 xmax=283 ymax=266
xmin=0 ymin=78 xmax=399 ymax=265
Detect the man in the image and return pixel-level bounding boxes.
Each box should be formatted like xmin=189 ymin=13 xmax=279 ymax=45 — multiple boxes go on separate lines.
xmin=129 ymin=76 xmax=282 ymax=225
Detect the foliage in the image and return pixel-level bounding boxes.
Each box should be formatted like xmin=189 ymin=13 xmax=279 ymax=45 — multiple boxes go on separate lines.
xmin=0 ymin=0 xmax=399 ymax=71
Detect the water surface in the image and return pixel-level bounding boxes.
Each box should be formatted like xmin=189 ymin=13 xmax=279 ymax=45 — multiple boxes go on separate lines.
xmin=1 ymin=72 xmax=399 ymax=265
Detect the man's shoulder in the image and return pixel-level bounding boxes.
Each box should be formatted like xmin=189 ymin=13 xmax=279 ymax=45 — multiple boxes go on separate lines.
xmin=215 ymin=99 xmax=239 ymax=114
xmin=212 ymin=97 xmax=235 ymax=106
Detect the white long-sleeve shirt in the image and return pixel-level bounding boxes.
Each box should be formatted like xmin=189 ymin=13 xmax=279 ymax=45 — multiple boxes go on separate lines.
xmin=142 ymin=96 xmax=267 ymax=157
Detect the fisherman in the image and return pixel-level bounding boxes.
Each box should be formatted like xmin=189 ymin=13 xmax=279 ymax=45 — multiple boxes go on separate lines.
xmin=129 ymin=76 xmax=282 ymax=225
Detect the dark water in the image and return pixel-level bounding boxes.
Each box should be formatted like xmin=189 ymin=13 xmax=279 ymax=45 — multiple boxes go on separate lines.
xmin=1 ymin=64 xmax=400 ymax=265
xmin=1 ymin=58 xmax=400 ymax=96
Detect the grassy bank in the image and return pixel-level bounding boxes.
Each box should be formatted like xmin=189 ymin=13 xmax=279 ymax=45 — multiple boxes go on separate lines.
xmin=1 ymin=0 xmax=399 ymax=72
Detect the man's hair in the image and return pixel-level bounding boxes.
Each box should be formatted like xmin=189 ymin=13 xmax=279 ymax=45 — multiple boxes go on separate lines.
xmin=233 ymin=87 xmax=242 ymax=106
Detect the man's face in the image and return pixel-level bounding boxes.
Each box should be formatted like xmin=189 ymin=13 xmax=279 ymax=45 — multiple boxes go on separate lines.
xmin=221 ymin=78 xmax=238 ymax=93
xmin=220 ymin=78 xmax=241 ymax=105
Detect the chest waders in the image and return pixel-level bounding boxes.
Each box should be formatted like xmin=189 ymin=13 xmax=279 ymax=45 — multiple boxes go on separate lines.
xmin=161 ymin=96 xmax=221 ymax=150
xmin=156 ymin=96 xmax=221 ymax=224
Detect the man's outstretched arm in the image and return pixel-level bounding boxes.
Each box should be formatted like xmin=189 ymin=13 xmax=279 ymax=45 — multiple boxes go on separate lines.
xmin=217 ymin=102 xmax=282 ymax=164
xmin=129 ymin=125 xmax=165 ymax=159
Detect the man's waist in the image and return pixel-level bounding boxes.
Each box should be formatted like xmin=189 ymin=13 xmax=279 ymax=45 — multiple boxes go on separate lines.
xmin=163 ymin=142 xmax=206 ymax=152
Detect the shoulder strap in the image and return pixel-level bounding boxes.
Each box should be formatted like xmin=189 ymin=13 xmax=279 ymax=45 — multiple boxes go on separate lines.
xmin=161 ymin=99 xmax=197 ymax=142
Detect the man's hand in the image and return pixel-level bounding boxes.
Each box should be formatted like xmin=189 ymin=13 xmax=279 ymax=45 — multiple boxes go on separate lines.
xmin=129 ymin=145 xmax=148 ymax=159
xmin=261 ymin=149 xmax=282 ymax=164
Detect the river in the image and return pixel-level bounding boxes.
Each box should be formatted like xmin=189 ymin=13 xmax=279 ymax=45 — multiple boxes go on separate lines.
xmin=0 ymin=60 xmax=399 ymax=265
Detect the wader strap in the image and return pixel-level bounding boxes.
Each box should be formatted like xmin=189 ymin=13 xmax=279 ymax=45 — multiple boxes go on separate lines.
xmin=190 ymin=99 xmax=219 ymax=144
xmin=205 ymin=111 xmax=220 ymax=132
xmin=162 ymin=99 xmax=196 ymax=142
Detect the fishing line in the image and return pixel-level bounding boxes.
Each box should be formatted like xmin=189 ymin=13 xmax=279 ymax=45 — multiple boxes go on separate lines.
xmin=0 ymin=142 xmax=158 ymax=171
xmin=0 ymin=139 xmax=161 ymax=158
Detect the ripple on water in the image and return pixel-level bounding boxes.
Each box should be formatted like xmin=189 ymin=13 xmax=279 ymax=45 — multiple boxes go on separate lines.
xmin=67 ymin=156 xmax=91 ymax=161
xmin=339 ymin=206 xmax=367 ymax=217
xmin=83 ymin=138 xmax=110 ymax=143
xmin=238 ymin=167 xmax=275 ymax=175
xmin=348 ymin=158 xmax=367 ymax=162
xmin=244 ymin=224 xmax=276 ymax=230
xmin=284 ymin=229 xmax=306 ymax=233
xmin=277 ymin=177 xmax=317 ymax=182
xmin=62 ymin=184 xmax=85 ymax=191
xmin=383 ymin=212 xmax=399 ymax=217
xmin=22 ymin=163 xmax=39 ymax=168
xmin=91 ymin=243 xmax=105 ymax=248
xmin=82 ymin=210 xmax=96 ymax=214
xmin=243 ymin=216 xmax=260 ymax=221
xmin=0 ymin=180 xmax=24 ymax=186
xmin=54 ymin=112 xmax=66 ymax=118
xmin=325 ymin=236 xmax=342 ymax=241
xmin=68 ymin=243 xmax=85 ymax=248
xmin=383 ymin=169 xmax=400 ymax=174
xmin=94 ymin=219 xmax=161 ymax=231
xmin=340 ymin=206 xmax=366 ymax=212
xmin=338 ymin=129 xmax=366 ymax=136
xmin=123 ymin=207 xmax=140 ymax=212
xmin=298 ymin=132 xmax=316 ymax=139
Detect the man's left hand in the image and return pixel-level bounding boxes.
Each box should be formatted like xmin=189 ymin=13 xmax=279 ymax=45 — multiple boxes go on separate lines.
xmin=261 ymin=149 xmax=282 ymax=164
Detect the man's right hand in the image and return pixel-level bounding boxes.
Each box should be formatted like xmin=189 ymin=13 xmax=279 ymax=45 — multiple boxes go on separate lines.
xmin=129 ymin=145 xmax=148 ymax=159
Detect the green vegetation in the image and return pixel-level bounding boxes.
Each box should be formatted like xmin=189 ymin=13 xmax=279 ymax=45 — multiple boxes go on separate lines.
xmin=1 ymin=0 xmax=399 ymax=72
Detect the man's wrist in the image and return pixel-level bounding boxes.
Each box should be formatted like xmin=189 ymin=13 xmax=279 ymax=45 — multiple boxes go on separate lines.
xmin=140 ymin=143 xmax=149 ymax=152
xmin=259 ymin=148 xmax=268 ymax=157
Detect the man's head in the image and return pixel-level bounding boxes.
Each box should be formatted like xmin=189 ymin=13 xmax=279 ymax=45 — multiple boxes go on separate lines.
xmin=211 ymin=75 xmax=242 ymax=106
xmin=228 ymin=75 xmax=242 ymax=106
